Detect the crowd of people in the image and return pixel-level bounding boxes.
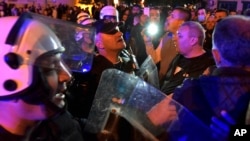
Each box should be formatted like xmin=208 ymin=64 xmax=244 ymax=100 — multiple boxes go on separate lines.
xmin=1 ymin=0 xmax=250 ymax=140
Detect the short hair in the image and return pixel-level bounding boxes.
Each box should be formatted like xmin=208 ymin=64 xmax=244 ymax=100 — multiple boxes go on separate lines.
xmin=150 ymin=6 xmax=161 ymax=11
xmin=132 ymin=4 xmax=141 ymax=9
xmin=181 ymin=21 xmax=205 ymax=46
xmin=174 ymin=6 xmax=191 ymax=21
xmin=197 ymin=7 xmax=207 ymax=14
xmin=215 ymin=8 xmax=229 ymax=16
xmin=213 ymin=15 xmax=250 ymax=66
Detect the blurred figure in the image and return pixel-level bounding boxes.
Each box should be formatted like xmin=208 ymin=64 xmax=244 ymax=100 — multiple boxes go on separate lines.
xmin=203 ymin=15 xmax=216 ymax=51
xmin=229 ymin=10 xmax=237 ymax=15
xmin=66 ymin=7 xmax=78 ymax=22
xmin=76 ymin=11 xmax=90 ymax=24
xmin=190 ymin=9 xmax=197 ymax=21
xmin=126 ymin=4 xmax=141 ymax=27
xmin=131 ymin=4 xmax=141 ymax=15
xmin=75 ymin=18 xmax=96 ymax=54
xmin=126 ymin=4 xmax=142 ymax=43
xmin=99 ymin=5 xmax=119 ymax=22
xmin=214 ymin=8 xmax=229 ymax=22
xmin=197 ymin=7 xmax=207 ymax=27
xmin=243 ymin=8 xmax=250 ymax=17
xmin=119 ymin=8 xmax=130 ymax=42
xmin=0 ymin=5 xmax=4 ymax=17
xmin=130 ymin=14 xmax=149 ymax=66
xmin=133 ymin=14 xmax=140 ymax=26
xmin=148 ymin=7 xmax=164 ymax=48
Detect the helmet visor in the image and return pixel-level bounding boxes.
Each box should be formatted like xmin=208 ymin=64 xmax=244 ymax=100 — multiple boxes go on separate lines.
xmin=21 ymin=12 xmax=95 ymax=73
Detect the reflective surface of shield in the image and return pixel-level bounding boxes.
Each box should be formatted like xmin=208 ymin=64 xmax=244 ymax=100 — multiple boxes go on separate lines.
xmin=136 ymin=56 xmax=159 ymax=88
xmin=85 ymin=69 xmax=214 ymax=141
xmin=24 ymin=12 xmax=95 ymax=73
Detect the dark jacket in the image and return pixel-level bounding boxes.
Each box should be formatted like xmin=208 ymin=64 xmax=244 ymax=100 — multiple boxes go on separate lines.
xmin=173 ymin=67 xmax=250 ymax=126
xmin=0 ymin=111 xmax=85 ymax=141
xmin=30 ymin=111 xmax=84 ymax=141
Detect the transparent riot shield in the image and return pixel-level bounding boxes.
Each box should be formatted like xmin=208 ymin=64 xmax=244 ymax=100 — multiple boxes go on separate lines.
xmin=21 ymin=12 xmax=95 ymax=73
xmin=136 ymin=55 xmax=159 ymax=88
xmin=85 ymin=69 xmax=214 ymax=141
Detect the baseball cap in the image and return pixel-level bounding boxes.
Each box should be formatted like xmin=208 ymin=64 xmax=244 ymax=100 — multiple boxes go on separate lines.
xmin=94 ymin=19 xmax=123 ymax=35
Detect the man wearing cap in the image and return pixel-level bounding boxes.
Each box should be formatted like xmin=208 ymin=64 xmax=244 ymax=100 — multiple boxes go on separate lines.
xmin=67 ymin=19 xmax=136 ymax=119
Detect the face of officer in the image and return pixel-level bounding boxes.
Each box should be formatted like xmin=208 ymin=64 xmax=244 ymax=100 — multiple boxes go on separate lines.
xmin=0 ymin=53 xmax=71 ymax=122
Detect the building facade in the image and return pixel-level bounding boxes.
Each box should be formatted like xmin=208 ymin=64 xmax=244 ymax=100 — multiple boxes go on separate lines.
xmin=5 ymin=0 xmax=250 ymax=13
xmin=208 ymin=0 xmax=250 ymax=13
xmin=6 ymin=0 xmax=77 ymax=7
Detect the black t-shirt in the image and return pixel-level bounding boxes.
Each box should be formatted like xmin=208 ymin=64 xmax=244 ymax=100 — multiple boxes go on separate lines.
xmin=161 ymin=52 xmax=215 ymax=95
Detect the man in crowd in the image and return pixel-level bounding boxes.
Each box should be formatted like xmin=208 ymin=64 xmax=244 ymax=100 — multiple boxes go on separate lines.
xmin=130 ymin=13 xmax=149 ymax=66
xmin=147 ymin=15 xmax=250 ymax=141
xmin=160 ymin=21 xmax=215 ymax=95
xmin=197 ymin=7 xmax=207 ymax=27
xmin=172 ymin=16 xmax=250 ymax=141
xmin=67 ymin=19 xmax=136 ymax=119
xmin=214 ymin=8 xmax=229 ymax=22
xmin=143 ymin=6 xmax=191 ymax=86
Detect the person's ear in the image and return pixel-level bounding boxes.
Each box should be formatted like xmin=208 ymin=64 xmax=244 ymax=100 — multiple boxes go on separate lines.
xmin=190 ymin=37 xmax=198 ymax=46
xmin=96 ymin=42 xmax=104 ymax=49
xmin=95 ymin=35 xmax=104 ymax=49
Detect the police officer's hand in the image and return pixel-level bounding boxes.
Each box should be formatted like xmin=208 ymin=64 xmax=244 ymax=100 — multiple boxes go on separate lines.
xmin=147 ymin=96 xmax=178 ymax=126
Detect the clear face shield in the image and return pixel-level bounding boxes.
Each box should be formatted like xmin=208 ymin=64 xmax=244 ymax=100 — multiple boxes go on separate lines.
xmin=25 ymin=12 xmax=95 ymax=73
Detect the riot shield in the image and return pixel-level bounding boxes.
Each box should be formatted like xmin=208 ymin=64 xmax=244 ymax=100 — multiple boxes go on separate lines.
xmin=20 ymin=12 xmax=95 ymax=73
xmin=136 ymin=55 xmax=159 ymax=88
xmin=85 ymin=69 xmax=214 ymax=141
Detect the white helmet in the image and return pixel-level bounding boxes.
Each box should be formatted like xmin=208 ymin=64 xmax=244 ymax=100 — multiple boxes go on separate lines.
xmin=100 ymin=5 xmax=119 ymax=22
xmin=77 ymin=12 xmax=90 ymax=24
xmin=79 ymin=17 xmax=96 ymax=26
xmin=0 ymin=16 xmax=64 ymax=98
xmin=75 ymin=18 xmax=96 ymax=42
